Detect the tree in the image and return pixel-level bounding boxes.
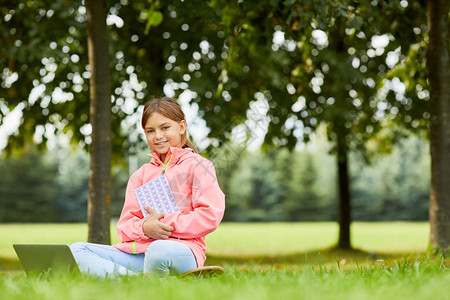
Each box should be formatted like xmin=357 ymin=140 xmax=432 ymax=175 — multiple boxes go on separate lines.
xmin=382 ymin=0 xmax=450 ymax=252
xmin=228 ymin=151 xmax=282 ymax=221
xmin=85 ymin=0 xmax=111 ymax=244
xmin=209 ymin=142 xmax=245 ymax=221
xmin=264 ymin=0 xmax=427 ymax=249
xmin=0 ymin=148 xmax=59 ymax=222
xmin=427 ymin=0 xmax=450 ymax=254
xmin=281 ymin=150 xmax=322 ymax=221
xmin=275 ymin=148 xmax=298 ymax=221
xmin=57 ymin=149 xmax=89 ymax=222
xmin=0 ymin=1 xmax=90 ymax=152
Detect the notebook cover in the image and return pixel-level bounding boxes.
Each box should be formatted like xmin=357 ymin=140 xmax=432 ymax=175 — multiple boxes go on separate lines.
xmin=134 ymin=175 xmax=180 ymax=217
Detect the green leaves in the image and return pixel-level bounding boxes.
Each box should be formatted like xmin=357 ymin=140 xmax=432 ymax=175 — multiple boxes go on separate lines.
xmin=0 ymin=0 xmax=429 ymax=162
xmin=144 ymin=5 xmax=163 ymax=35
xmin=348 ymin=16 xmax=363 ymax=29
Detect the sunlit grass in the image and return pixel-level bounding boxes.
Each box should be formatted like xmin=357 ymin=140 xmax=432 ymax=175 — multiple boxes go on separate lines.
xmin=1 ymin=222 xmax=447 ymax=300
xmin=0 ymin=223 xmax=91 ymax=259
xmin=351 ymin=222 xmax=429 ymax=253
xmin=206 ymin=222 xmax=339 ymax=256
xmin=206 ymin=222 xmax=429 ymax=256
xmin=0 ymin=222 xmax=429 ymax=259
xmin=1 ymin=256 xmax=448 ymax=300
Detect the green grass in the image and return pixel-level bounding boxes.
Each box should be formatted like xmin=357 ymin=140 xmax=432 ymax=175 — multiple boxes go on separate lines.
xmin=0 ymin=222 xmax=429 ymax=258
xmin=1 ymin=257 xmax=448 ymax=300
xmin=1 ymin=222 xmax=447 ymax=300
xmin=206 ymin=222 xmax=429 ymax=256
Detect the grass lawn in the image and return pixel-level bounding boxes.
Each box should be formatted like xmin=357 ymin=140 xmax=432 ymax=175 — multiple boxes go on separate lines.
xmin=1 ymin=222 xmax=447 ymax=300
xmin=207 ymin=222 xmax=429 ymax=256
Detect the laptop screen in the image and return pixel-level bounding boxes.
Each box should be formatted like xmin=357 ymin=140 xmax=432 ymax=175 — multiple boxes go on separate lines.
xmin=13 ymin=244 xmax=80 ymax=276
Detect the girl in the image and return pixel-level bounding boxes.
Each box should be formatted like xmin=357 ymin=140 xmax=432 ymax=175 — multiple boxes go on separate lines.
xmin=70 ymin=97 xmax=225 ymax=277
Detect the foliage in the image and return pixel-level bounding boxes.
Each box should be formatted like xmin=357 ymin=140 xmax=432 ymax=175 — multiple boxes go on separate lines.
xmin=350 ymin=136 xmax=430 ymax=221
xmin=227 ymin=152 xmax=283 ymax=222
xmin=166 ymin=0 xmax=429 ymax=249
xmin=0 ymin=0 xmax=220 ymax=159
xmin=0 ymin=148 xmax=59 ymax=222
xmin=0 ymin=0 xmax=89 ymax=153
xmin=56 ymin=150 xmax=89 ymax=222
xmin=212 ymin=134 xmax=430 ymax=222
xmin=280 ymin=149 xmax=332 ymax=221
xmin=0 ymin=133 xmax=430 ymax=223
xmin=170 ymin=0 xmax=428 ymax=153
xmin=0 ymin=148 xmax=121 ymax=223
xmin=0 ymin=0 xmax=429 ymax=155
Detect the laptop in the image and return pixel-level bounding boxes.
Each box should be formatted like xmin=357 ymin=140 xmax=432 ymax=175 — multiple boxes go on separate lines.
xmin=13 ymin=244 xmax=80 ymax=276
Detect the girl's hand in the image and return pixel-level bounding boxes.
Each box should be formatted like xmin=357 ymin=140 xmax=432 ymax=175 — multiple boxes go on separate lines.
xmin=142 ymin=206 xmax=174 ymax=239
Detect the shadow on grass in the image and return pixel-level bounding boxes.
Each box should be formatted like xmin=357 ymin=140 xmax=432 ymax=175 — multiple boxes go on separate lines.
xmin=205 ymin=247 xmax=404 ymax=269
xmin=0 ymin=247 xmax=427 ymax=273
xmin=0 ymin=256 xmax=22 ymax=272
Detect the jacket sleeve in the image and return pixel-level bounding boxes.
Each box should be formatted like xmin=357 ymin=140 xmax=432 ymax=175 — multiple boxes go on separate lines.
xmin=116 ymin=171 xmax=151 ymax=242
xmin=160 ymin=160 xmax=225 ymax=239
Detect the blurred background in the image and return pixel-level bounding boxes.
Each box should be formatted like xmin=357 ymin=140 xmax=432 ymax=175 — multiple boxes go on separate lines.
xmin=0 ymin=0 xmax=444 ymax=250
xmin=0 ymin=133 xmax=430 ymax=223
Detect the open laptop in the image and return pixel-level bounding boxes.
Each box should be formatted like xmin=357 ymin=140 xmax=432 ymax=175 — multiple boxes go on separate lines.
xmin=13 ymin=244 xmax=80 ymax=276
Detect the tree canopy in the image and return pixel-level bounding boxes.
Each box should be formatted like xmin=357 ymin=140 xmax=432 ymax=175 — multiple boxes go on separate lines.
xmin=1 ymin=0 xmax=429 ymax=155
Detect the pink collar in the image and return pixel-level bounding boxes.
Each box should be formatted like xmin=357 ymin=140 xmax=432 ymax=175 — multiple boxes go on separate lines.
xmin=148 ymin=147 xmax=193 ymax=166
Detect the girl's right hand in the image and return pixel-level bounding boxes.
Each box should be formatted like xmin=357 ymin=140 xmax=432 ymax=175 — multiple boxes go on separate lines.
xmin=142 ymin=206 xmax=174 ymax=239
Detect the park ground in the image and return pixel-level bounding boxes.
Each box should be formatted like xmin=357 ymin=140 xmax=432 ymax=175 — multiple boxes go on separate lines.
xmin=1 ymin=222 xmax=449 ymax=299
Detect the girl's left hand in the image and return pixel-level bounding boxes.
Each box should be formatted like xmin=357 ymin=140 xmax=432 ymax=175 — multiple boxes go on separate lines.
xmin=142 ymin=206 xmax=174 ymax=239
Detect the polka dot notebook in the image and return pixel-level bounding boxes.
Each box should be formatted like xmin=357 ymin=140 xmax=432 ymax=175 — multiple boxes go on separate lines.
xmin=134 ymin=176 xmax=180 ymax=217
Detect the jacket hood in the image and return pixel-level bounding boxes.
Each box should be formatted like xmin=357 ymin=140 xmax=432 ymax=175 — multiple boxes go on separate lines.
xmin=148 ymin=147 xmax=194 ymax=166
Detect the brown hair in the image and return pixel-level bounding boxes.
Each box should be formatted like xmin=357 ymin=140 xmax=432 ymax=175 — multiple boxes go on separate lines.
xmin=141 ymin=97 xmax=198 ymax=153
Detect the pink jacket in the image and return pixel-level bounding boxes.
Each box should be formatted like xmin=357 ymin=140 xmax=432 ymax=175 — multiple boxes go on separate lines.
xmin=113 ymin=147 xmax=225 ymax=267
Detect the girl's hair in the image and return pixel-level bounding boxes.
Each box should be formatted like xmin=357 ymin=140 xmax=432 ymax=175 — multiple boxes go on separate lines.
xmin=141 ymin=97 xmax=198 ymax=153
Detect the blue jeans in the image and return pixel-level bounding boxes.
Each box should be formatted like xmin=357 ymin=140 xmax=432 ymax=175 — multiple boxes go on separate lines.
xmin=70 ymin=240 xmax=197 ymax=278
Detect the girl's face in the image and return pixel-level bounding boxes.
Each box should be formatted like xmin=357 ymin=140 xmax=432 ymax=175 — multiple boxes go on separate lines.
xmin=144 ymin=112 xmax=186 ymax=161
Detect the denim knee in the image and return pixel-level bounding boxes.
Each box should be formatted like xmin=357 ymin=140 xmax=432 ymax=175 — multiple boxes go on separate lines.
xmin=144 ymin=240 xmax=197 ymax=275
xmin=145 ymin=241 xmax=171 ymax=266
xmin=70 ymin=242 xmax=87 ymax=253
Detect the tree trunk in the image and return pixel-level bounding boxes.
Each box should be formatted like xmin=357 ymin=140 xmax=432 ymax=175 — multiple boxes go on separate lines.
xmin=86 ymin=0 xmax=111 ymax=245
xmin=337 ymin=136 xmax=351 ymax=249
xmin=427 ymin=0 xmax=450 ymax=254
